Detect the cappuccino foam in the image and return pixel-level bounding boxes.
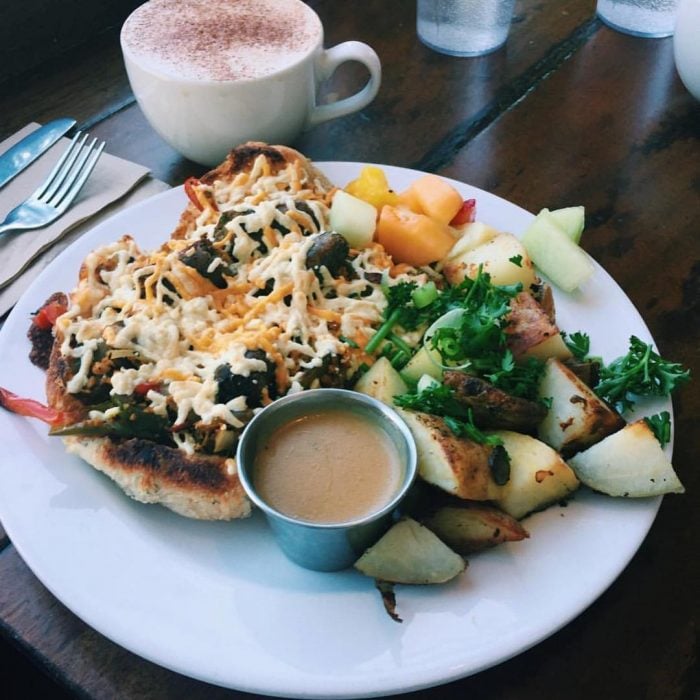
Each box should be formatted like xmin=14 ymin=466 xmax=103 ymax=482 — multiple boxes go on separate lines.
xmin=121 ymin=0 xmax=322 ymax=81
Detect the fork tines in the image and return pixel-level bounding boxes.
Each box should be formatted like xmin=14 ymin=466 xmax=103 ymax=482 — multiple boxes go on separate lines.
xmin=35 ymin=131 xmax=105 ymax=212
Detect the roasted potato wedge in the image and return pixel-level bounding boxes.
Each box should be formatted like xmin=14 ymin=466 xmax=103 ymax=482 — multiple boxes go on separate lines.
xmin=568 ymin=420 xmax=685 ymax=497
xmin=537 ymin=358 xmax=625 ymax=456
xmin=445 ymin=221 xmax=499 ymax=258
xmin=505 ymin=291 xmax=572 ymax=361
xmin=422 ymin=502 xmax=529 ymax=554
xmin=443 ymin=371 xmax=546 ymax=431
xmin=354 ymin=357 xmax=408 ymax=405
xmin=443 ymin=232 xmax=538 ymax=288
xmin=489 ymin=430 xmax=580 ymax=519
xmin=354 ymin=517 xmax=466 ymax=584
xmin=398 ymin=409 xmax=500 ymax=500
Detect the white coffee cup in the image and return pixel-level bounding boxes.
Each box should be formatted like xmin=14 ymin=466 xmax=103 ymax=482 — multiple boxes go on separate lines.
xmin=120 ymin=0 xmax=381 ymax=166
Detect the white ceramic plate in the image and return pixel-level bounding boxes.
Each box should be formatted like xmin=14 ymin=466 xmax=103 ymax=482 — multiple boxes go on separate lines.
xmin=0 ymin=164 xmax=667 ymax=699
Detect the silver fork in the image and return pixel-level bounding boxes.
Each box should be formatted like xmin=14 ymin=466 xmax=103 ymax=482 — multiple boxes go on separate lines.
xmin=0 ymin=132 xmax=105 ymax=237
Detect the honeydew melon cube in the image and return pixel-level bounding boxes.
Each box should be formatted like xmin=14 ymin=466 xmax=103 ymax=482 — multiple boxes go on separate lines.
xmin=330 ymin=189 xmax=377 ymax=249
xmin=546 ymin=206 xmax=585 ymax=244
xmin=521 ymin=210 xmax=594 ymax=293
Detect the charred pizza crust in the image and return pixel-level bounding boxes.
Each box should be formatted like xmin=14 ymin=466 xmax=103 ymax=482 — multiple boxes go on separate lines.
xmin=63 ymin=435 xmax=250 ymax=520
xmin=44 ymin=142 xmax=333 ymax=521
xmin=172 ymin=141 xmax=334 ymax=240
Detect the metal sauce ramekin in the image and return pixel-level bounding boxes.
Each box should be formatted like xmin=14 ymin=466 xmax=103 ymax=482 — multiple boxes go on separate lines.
xmin=236 ymin=388 xmax=417 ymax=571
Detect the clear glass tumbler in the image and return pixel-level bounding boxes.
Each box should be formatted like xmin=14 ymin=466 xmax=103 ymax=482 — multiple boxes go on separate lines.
xmin=596 ymin=0 xmax=680 ymax=38
xmin=417 ymin=0 xmax=516 ymax=57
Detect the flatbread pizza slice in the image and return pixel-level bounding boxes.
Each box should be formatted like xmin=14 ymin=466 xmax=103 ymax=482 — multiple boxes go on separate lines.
xmin=39 ymin=142 xmax=420 ymax=520
xmin=41 ymin=143 xmax=335 ymax=520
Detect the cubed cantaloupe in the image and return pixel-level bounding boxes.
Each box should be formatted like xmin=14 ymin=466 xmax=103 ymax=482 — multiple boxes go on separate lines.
xmin=398 ymin=186 xmax=424 ymax=214
xmin=376 ymin=205 xmax=456 ymax=267
xmin=405 ymin=174 xmax=463 ymax=225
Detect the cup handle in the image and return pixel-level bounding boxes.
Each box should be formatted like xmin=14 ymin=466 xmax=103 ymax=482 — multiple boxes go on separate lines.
xmin=308 ymin=41 xmax=381 ymax=128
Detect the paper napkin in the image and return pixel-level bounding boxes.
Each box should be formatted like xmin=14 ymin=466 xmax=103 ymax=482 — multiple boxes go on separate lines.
xmin=0 ymin=123 xmax=170 ymax=317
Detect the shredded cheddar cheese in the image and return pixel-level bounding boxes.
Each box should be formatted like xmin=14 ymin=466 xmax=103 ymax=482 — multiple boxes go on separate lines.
xmin=57 ymin=155 xmax=428 ymax=456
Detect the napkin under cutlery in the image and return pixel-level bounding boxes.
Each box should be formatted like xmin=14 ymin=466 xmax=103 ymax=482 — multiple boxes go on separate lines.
xmin=0 ymin=123 xmax=170 ymax=318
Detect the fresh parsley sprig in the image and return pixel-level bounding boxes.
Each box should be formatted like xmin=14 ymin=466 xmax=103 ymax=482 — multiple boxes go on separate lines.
xmin=483 ymin=351 xmax=547 ymax=400
xmin=428 ymin=269 xmax=547 ymax=399
xmin=365 ymin=270 xmax=508 ymax=355
xmin=430 ymin=273 xmax=517 ymax=357
xmin=367 ymin=267 xmax=545 ymax=399
xmin=645 ymin=411 xmax=672 ymax=447
xmin=595 ymin=336 xmax=690 ymax=412
xmin=563 ymin=331 xmax=591 ymax=360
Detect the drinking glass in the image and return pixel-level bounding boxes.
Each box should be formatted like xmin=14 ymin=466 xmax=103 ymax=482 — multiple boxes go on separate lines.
xmin=417 ymin=0 xmax=516 ymax=57
xmin=596 ymin=0 xmax=680 ymax=38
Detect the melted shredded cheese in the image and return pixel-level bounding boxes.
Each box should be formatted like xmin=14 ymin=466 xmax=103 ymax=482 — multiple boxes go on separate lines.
xmin=57 ymin=156 xmax=427 ymax=454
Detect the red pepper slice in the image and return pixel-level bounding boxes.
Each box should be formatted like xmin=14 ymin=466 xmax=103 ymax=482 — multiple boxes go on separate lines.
xmin=184 ymin=177 xmax=204 ymax=211
xmin=32 ymin=299 xmax=68 ymax=330
xmin=0 ymin=387 xmax=66 ymax=426
xmin=134 ymin=381 xmax=161 ymax=397
xmin=450 ymin=198 xmax=477 ymax=226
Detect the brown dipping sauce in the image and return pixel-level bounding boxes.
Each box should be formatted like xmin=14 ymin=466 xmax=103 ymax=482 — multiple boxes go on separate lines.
xmin=253 ymin=410 xmax=403 ymax=524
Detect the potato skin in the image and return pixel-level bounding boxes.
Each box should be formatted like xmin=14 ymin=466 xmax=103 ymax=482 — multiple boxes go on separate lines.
xmin=505 ymin=291 xmax=571 ymax=361
xmin=422 ymin=503 xmax=529 ymax=554
xmin=442 ymin=371 xmax=546 ymax=431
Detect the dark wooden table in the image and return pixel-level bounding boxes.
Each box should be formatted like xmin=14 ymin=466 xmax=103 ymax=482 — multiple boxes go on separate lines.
xmin=1 ymin=1 xmax=698 ymax=698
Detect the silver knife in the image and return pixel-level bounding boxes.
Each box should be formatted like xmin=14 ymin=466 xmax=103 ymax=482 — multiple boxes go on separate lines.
xmin=0 ymin=118 xmax=77 ymax=190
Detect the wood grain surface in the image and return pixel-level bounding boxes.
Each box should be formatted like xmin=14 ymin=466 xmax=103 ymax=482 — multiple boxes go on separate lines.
xmin=0 ymin=0 xmax=140 ymax=87
xmin=0 ymin=0 xmax=698 ymax=698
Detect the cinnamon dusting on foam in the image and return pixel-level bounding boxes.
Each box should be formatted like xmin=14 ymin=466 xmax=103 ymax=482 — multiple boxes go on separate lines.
xmin=122 ymin=0 xmax=321 ymax=81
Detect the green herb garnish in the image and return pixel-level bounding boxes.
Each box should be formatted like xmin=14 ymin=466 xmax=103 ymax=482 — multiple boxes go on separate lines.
xmin=427 ymin=268 xmax=545 ymax=399
xmin=444 ymin=414 xmax=503 ymax=447
xmin=563 ymin=331 xmax=591 ymax=360
xmin=430 ymin=269 xmax=519 ymax=361
xmin=483 ymin=350 xmax=546 ymax=400
xmin=509 ymin=254 xmax=523 ymax=267
xmin=364 ymin=282 xmax=421 ymax=354
xmin=596 ymin=336 xmax=690 ymax=412
xmin=645 ymin=411 xmax=672 ymax=447
xmin=367 ymin=268 xmax=545 ymax=399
